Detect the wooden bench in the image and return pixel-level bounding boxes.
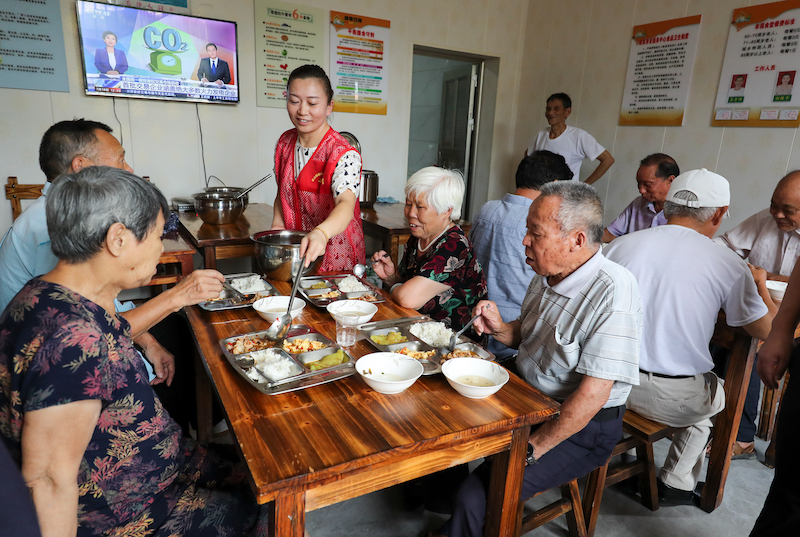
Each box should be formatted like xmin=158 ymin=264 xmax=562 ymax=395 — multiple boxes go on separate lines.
xmin=520 ymin=478 xmax=589 ymax=537
xmin=5 ymin=176 xmax=44 ymax=220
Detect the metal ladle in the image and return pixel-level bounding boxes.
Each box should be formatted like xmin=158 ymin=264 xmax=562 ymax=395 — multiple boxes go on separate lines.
xmin=235 ymin=173 xmax=272 ymax=200
xmin=264 ymin=253 xmax=305 ymax=341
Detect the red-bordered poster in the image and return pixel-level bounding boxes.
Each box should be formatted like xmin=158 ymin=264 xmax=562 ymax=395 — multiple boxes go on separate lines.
xmin=713 ymin=0 xmax=800 ymax=127
xmin=619 ymin=15 xmax=701 ymax=126
xmin=329 ymin=11 xmax=389 ymax=115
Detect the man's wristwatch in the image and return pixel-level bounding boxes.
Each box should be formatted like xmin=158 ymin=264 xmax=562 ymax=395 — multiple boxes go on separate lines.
xmin=526 ymin=443 xmax=538 ymax=466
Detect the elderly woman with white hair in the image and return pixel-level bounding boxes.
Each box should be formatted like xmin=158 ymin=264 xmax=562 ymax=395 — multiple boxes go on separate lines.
xmin=0 ymin=166 xmax=268 ymax=536
xmin=372 ymin=166 xmax=487 ymax=330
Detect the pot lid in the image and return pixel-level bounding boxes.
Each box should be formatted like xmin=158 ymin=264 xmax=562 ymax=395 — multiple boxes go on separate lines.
xmin=339 ymin=131 xmax=361 ymax=154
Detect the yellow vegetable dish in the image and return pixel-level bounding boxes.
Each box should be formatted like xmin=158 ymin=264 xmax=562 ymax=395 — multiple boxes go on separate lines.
xmin=310 ymin=281 xmax=328 ymax=289
xmin=370 ymin=332 xmax=408 ymax=346
xmin=307 ymin=349 xmax=348 ymax=371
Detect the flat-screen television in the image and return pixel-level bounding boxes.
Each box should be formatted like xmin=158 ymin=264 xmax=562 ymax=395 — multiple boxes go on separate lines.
xmin=76 ymin=1 xmax=238 ymax=104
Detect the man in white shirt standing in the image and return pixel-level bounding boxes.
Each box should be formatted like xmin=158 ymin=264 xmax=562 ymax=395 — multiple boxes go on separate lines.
xmin=712 ymin=170 xmax=800 ymax=459
xmin=605 ymin=169 xmax=776 ymax=505
xmin=526 ymin=93 xmax=614 ymax=185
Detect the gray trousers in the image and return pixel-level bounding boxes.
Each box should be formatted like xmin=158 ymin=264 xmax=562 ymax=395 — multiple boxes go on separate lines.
xmin=627 ymin=371 xmax=725 ymax=491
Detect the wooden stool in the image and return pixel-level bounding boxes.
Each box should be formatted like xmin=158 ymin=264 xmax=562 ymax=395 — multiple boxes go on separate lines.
xmin=578 ymin=409 xmax=676 ymax=536
xmin=519 ymin=478 xmax=588 ymax=537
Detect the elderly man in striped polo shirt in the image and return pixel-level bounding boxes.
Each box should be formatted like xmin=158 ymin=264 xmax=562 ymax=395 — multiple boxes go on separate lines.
xmin=434 ymin=181 xmax=642 ymax=537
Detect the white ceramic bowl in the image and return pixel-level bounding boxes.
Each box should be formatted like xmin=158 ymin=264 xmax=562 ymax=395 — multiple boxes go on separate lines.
xmin=253 ymin=296 xmax=306 ymax=323
xmin=356 ymin=352 xmax=424 ymax=394
xmin=442 ymin=358 xmax=509 ymax=399
xmin=766 ymin=280 xmax=788 ymax=302
xmin=326 ymin=300 xmax=378 ymax=324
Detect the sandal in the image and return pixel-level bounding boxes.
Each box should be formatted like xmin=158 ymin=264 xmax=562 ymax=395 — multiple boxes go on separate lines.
xmin=731 ymin=442 xmax=757 ymax=460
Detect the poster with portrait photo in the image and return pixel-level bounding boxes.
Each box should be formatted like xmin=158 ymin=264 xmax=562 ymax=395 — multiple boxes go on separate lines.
xmin=712 ymin=1 xmax=800 ymax=127
xmin=728 ymin=74 xmax=748 ymax=102
xmin=774 ymin=70 xmax=795 ymax=100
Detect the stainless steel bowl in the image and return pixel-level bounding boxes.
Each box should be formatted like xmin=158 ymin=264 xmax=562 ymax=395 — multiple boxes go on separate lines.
xmin=193 ymin=192 xmax=245 ymax=225
xmin=202 ymin=186 xmax=249 ymax=209
xmin=251 ymin=230 xmax=324 ymax=281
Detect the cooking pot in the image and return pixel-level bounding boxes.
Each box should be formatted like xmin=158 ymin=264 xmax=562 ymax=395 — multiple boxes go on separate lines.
xmin=202 ymin=186 xmax=249 ymax=209
xmin=193 ymin=192 xmax=244 ymax=225
xmin=250 ymin=230 xmax=324 ymax=281
xmin=360 ymin=170 xmax=379 ymax=208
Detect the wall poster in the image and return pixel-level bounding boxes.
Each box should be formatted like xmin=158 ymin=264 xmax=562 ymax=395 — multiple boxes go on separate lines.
xmin=0 ymin=0 xmax=69 ymax=92
xmin=329 ymin=11 xmax=389 ymax=115
xmin=255 ymin=1 xmax=325 ymax=108
xmin=713 ymin=0 xmax=800 ymax=127
xmin=105 ymin=1 xmax=189 ymax=14
xmin=619 ymin=15 xmax=701 ymax=126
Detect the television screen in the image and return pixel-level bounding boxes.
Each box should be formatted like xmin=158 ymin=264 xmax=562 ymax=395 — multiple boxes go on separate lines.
xmin=76 ymin=1 xmax=238 ymax=104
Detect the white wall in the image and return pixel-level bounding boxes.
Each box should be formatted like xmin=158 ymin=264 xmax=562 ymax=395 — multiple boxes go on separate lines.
xmin=0 ymin=0 xmax=530 ymax=236
xmin=516 ymin=0 xmax=800 ymax=233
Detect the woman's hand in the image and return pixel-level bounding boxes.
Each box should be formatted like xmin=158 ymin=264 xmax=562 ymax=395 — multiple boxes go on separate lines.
xmin=371 ymin=250 xmax=397 ymax=283
xmin=300 ymin=228 xmax=328 ymax=267
xmin=138 ymin=335 xmax=175 ymax=386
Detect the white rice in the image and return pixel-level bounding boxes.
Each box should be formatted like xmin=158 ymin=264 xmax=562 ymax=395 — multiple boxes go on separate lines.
xmin=337 ymin=275 xmax=369 ymax=293
xmin=409 ymin=322 xmax=453 ymax=347
xmin=229 ymin=275 xmax=268 ymax=294
xmin=249 ymin=349 xmax=296 ymax=381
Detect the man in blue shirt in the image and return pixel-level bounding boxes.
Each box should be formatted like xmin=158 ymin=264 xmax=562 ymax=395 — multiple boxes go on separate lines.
xmin=0 ymin=119 xmax=224 ymax=432
xmin=470 ymin=150 xmax=572 ymax=361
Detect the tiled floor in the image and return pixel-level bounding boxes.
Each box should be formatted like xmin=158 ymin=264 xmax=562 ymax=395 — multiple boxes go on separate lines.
xmin=305 ymin=437 xmax=774 ymax=537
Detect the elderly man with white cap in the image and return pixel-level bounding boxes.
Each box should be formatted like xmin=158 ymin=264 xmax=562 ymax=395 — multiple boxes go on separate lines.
xmin=605 ymin=168 xmax=776 ymax=505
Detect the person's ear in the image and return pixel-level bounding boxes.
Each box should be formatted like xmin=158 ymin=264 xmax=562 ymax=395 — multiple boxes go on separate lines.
xmin=104 ymin=222 xmax=128 ymax=257
xmin=71 ymin=155 xmax=93 ymax=173
xmin=564 ymin=107 xmax=572 ymax=119
xmin=572 ymin=229 xmax=587 ymax=251
xmin=711 ymin=206 xmax=728 ymax=226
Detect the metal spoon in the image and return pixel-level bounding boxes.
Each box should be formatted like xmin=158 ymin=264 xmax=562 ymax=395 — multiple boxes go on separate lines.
xmin=353 ymin=253 xmax=391 ymax=278
xmin=447 ymin=312 xmax=481 ymax=351
xmin=235 ymin=173 xmax=272 ymax=200
xmin=264 ymin=254 xmax=305 ymax=341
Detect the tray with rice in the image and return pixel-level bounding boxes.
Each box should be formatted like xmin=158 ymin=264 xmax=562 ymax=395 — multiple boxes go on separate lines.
xmin=298 ymin=274 xmax=385 ymax=307
xmin=199 ymin=273 xmax=280 ymax=311
xmin=219 ymin=325 xmax=354 ymax=395
xmin=358 ymin=317 xmax=496 ymax=375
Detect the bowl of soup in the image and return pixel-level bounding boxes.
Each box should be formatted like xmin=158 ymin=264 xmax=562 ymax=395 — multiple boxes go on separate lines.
xmin=253 ymin=296 xmax=306 ymax=323
xmin=442 ymin=357 xmax=509 ymax=399
xmin=356 ymin=352 xmax=424 ymax=394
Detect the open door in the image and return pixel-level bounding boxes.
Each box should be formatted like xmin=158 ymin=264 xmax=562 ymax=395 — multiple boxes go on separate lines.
xmin=438 ymin=64 xmax=478 ymax=217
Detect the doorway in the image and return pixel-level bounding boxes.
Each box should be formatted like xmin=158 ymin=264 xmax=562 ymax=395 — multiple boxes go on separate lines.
xmin=408 ymin=47 xmax=497 ymax=220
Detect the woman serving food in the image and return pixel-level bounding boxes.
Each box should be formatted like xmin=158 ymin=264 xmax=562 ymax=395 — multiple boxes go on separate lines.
xmin=372 ymin=167 xmax=487 ymax=331
xmin=272 ymin=64 xmax=365 ymax=272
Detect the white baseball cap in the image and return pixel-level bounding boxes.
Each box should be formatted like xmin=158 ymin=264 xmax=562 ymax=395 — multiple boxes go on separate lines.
xmin=666 ymin=168 xmax=730 ymax=216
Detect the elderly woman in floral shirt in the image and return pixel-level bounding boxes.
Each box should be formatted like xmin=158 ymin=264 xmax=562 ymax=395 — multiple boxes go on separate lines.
xmin=0 ymin=167 xmax=268 ymax=537
xmin=372 ymin=166 xmax=487 ymax=331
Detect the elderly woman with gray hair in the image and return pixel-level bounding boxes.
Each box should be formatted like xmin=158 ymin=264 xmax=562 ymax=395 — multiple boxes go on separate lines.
xmin=372 ymin=166 xmax=487 ymax=331
xmin=0 ymin=167 xmax=268 ymax=536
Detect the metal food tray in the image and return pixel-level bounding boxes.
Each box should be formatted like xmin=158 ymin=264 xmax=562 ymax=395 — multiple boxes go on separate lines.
xmin=219 ymin=325 xmax=355 ymax=395
xmin=198 ymin=273 xmax=280 ymax=311
xmin=298 ymin=274 xmax=385 ymax=307
xmin=358 ymin=317 xmax=495 ymax=375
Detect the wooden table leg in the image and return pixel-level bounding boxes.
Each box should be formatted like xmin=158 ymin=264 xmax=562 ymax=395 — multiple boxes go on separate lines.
xmin=390 ymin=235 xmax=400 ymax=267
xmin=484 ymin=427 xmax=527 ymax=536
xmin=701 ymin=333 xmax=757 ymax=512
xmin=764 ymin=372 xmax=790 ymax=468
xmin=269 ymin=492 xmax=306 ymax=537
xmin=203 ymin=246 xmax=217 ymax=270
xmin=194 ymin=351 xmax=214 ymax=443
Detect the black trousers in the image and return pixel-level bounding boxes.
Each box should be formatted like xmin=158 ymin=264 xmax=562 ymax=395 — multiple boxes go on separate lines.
xmin=750 ymin=348 xmax=800 ymax=536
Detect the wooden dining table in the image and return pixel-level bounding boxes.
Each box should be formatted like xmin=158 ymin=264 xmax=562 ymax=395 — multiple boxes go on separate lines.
xmin=185 ymin=278 xmax=559 ymax=537
xmin=178 ymin=203 xmax=275 ymax=270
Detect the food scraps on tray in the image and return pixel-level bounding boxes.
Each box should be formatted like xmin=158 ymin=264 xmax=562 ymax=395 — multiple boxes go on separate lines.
xmin=396 ymin=347 xmax=436 ymax=360
xmin=307 ymin=349 xmax=347 ymax=371
xmin=370 ymin=332 xmax=408 ymax=345
xmin=282 ymin=338 xmax=328 ymax=354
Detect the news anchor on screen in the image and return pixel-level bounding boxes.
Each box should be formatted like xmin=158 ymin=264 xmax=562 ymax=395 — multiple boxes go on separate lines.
xmin=94 ymin=31 xmax=128 ymax=75
xmin=197 ymin=43 xmax=231 ymax=85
